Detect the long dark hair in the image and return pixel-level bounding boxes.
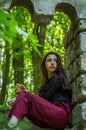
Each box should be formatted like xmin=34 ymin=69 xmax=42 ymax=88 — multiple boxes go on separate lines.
xmin=41 ymin=51 xmax=70 ymax=89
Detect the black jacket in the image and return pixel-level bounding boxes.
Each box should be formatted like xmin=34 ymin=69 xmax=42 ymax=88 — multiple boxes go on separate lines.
xmin=39 ymin=76 xmax=71 ymax=103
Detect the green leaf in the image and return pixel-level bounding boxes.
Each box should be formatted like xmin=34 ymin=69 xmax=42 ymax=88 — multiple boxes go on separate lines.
xmin=16 ymin=26 xmax=42 ymax=56
xmin=16 ymin=26 xmax=29 ymax=37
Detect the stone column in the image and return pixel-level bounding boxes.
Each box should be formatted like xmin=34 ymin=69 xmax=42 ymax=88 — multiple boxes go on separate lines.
xmin=0 ymin=0 xmax=12 ymax=10
xmin=65 ymin=13 xmax=86 ymax=130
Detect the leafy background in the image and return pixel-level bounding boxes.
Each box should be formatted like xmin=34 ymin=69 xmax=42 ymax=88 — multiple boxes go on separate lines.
xmin=0 ymin=5 xmax=71 ymax=129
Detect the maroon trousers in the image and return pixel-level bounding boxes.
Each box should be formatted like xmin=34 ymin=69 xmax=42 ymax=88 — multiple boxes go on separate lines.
xmin=8 ymin=91 xmax=71 ymax=130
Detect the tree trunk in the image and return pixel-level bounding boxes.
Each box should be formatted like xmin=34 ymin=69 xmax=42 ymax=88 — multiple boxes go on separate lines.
xmin=12 ymin=36 xmax=24 ymax=84
xmin=31 ymin=23 xmax=46 ymax=94
xmin=0 ymin=41 xmax=10 ymax=104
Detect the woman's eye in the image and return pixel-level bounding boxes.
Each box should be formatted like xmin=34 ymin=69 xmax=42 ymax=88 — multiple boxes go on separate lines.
xmin=46 ymin=59 xmax=57 ymax=62
xmin=47 ymin=59 xmax=51 ymax=62
xmin=54 ymin=59 xmax=57 ymax=62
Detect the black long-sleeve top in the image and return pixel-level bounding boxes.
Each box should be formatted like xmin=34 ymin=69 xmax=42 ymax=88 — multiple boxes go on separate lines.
xmin=39 ymin=76 xmax=71 ymax=103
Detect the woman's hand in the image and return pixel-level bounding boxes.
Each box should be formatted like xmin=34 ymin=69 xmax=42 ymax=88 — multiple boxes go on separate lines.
xmin=7 ymin=98 xmax=16 ymax=106
xmin=8 ymin=84 xmax=25 ymax=106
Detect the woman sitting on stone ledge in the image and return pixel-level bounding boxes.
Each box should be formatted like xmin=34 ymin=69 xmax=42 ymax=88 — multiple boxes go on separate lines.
xmin=3 ymin=51 xmax=72 ymax=130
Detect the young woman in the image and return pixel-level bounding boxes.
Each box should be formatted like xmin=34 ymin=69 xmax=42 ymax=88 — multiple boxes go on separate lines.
xmin=4 ymin=51 xmax=72 ymax=130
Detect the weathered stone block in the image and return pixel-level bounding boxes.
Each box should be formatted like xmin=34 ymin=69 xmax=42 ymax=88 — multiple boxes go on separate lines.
xmin=76 ymin=0 xmax=86 ymax=18
xmin=66 ymin=65 xmax=73 ymax=82
xmin=72 ymin=52 xmax=86 ymax=77
xmin=0 ymin=0 xmax=12 ymax=10
xmin=69 ymin=125 xmax=86 ymax=130
xmin=72 ymin=103 xmax=86 ymax=126
xmin=65 ymin=31 xmax=86 ymax=69
xmin=65 ymin=52 xmax=86 ymax=82
xmin=75 ymin=32 xmax=86 ymax=54
xmin=72 ymin=74 xmax=86 ymax=105
xmin=76 ymin=74 xmax=86 ymax=102
xmin=66 ymin=51 xmax=86 ymax=81
xmin=64 ymin=24 xmax=74 ymax=47
xmin=72 ymin=81 xmax=77 ymax=105
xmin=74 ymin=20 xmax=86 ymax=37
xmin=65 ymin=41 xmax=75 ymax=68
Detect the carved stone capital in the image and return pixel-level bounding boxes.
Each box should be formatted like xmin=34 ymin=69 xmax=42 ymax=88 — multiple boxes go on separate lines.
xmin=0 ymin=0 xmax=12 ymax=10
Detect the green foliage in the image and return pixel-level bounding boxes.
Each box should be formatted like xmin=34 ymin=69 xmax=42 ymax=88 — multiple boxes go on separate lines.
xmin=16 ymin=27 xmax=42 ymax=56
xmin=0 ymin=6 xmax=41 ymax=55
xmin=29 ymin=35 xmax=42 ymax=56
xmin=44 ymin=12 xmax=71 ymax=63
xmin=0 ymin=5 xmax=18 ymax=41
xmin=0 ymin=6 xmax=71 ymax=106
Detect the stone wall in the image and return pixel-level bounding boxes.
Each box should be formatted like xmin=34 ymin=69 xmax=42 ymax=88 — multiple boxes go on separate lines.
xmin=65 ymin=19 xmax=86 ymax=129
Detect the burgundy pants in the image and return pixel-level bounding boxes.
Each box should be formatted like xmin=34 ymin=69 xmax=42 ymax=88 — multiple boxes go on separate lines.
xmin=8 ymin=91 xmax=71 ymax=130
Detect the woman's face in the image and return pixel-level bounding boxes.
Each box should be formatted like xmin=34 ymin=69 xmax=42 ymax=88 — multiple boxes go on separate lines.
xmin=45 ymin=54 xmax=57 ymax=75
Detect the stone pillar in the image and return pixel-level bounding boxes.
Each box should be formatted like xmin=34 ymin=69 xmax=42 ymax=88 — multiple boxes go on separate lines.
xmin=64 ymin=7 xmax=86 ymax=130
xmin=0 ymin=0 xmax=12 ymax=10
